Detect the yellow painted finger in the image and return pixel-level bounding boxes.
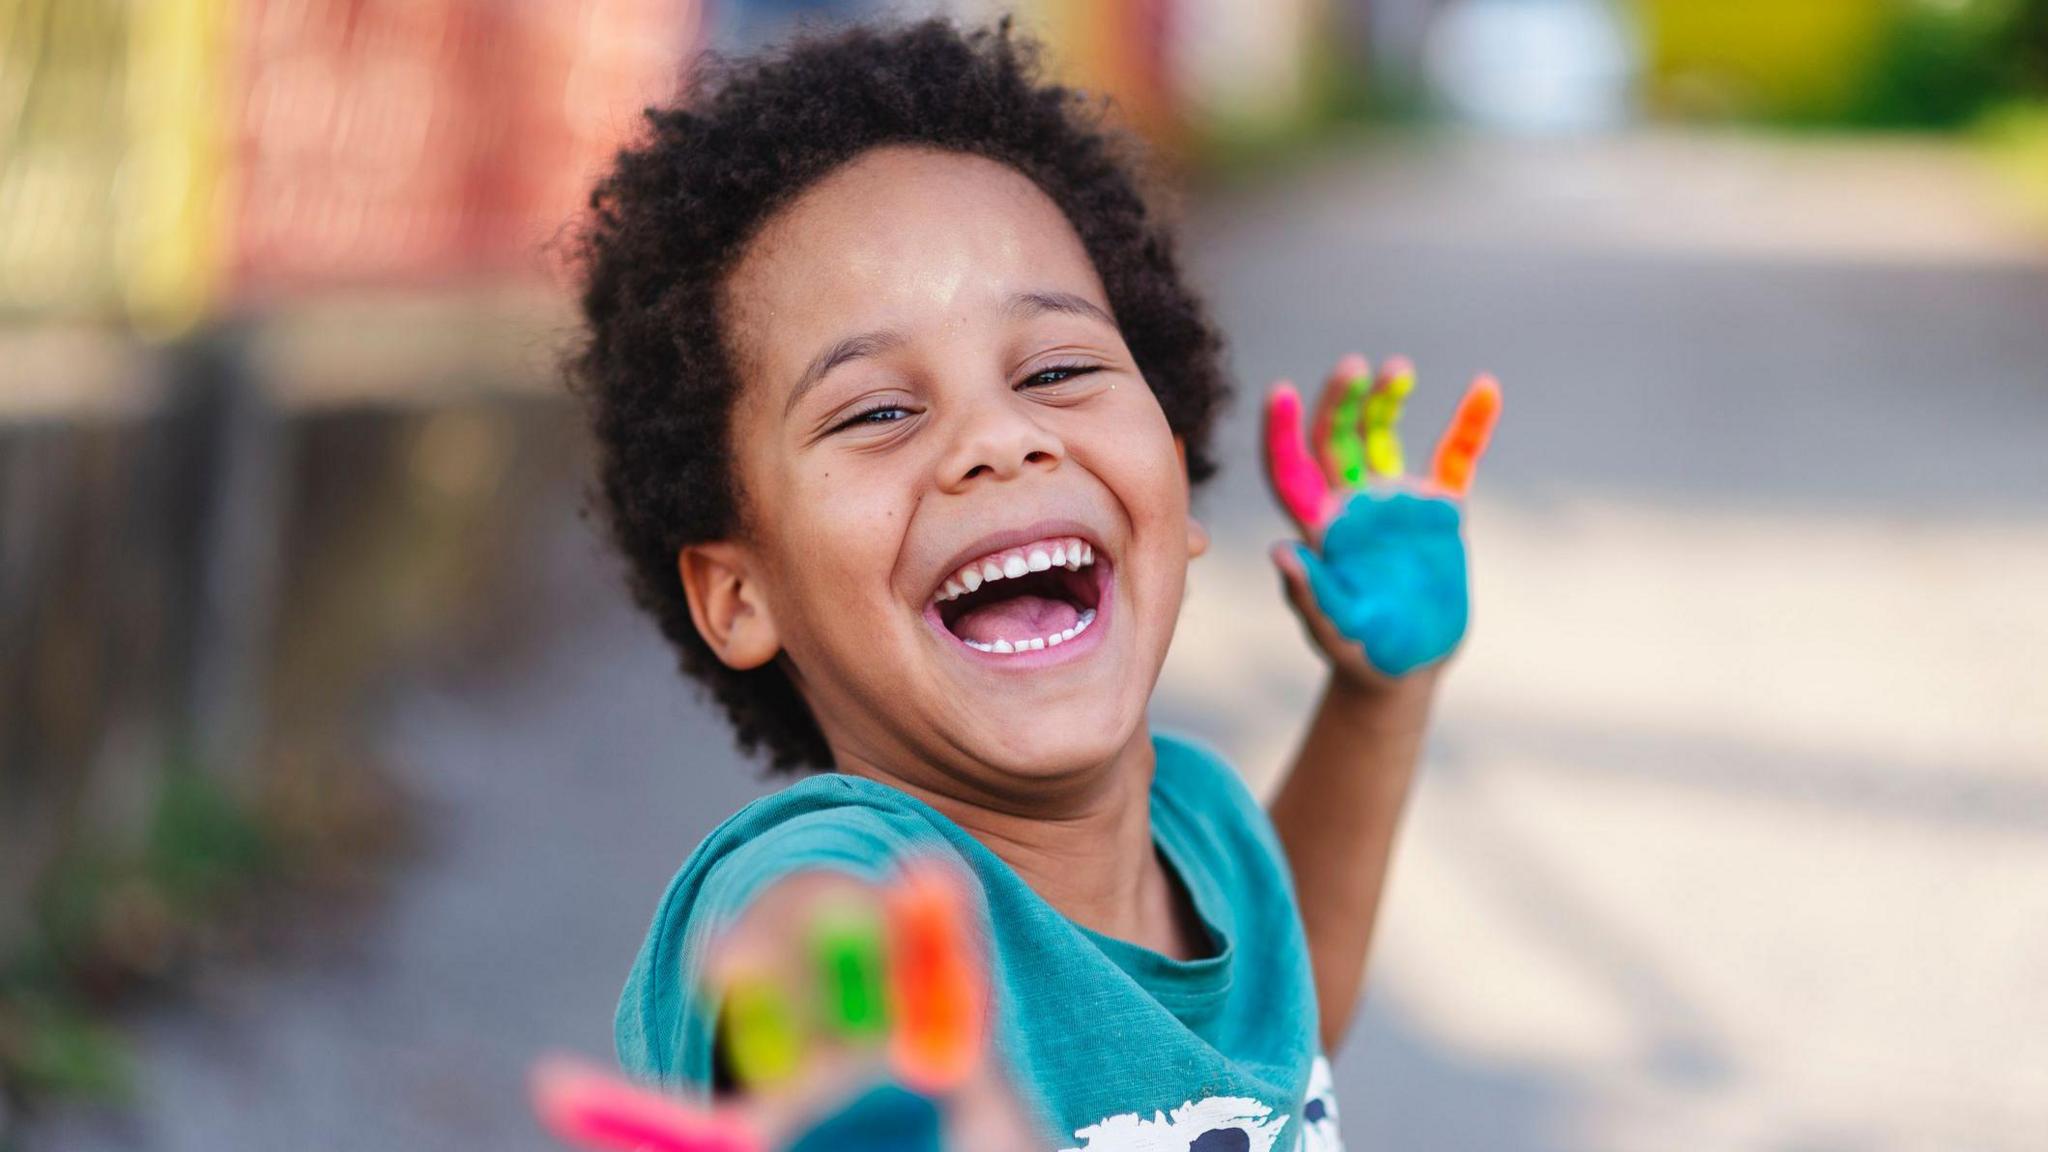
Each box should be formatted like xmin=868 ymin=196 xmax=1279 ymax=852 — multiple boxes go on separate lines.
xmin=720 ymin=971 xmax=803 ymax=1089
xmin=1363 ymin=356 xmax=1414 ymax=479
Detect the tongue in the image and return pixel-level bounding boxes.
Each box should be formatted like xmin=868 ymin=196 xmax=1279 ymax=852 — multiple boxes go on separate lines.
xmin=951 ymin=594 xmax=1081 ymax=646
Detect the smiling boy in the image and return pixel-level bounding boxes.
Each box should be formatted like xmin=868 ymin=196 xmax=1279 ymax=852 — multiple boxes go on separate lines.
xmin=577 ymin=17 xmax=1495 ymax=1151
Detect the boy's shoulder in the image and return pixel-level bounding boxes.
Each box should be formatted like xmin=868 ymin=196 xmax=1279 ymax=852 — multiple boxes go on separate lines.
xmin=1148 ymin=730 xmax=1295 ymax=896
xmin=1149 ymin=728 xmax=1257 ymax=809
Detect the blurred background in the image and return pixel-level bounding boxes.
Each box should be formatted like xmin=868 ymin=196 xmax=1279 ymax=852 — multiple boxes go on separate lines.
xmin=3 ymin=0 xmax=2045 ymax=1149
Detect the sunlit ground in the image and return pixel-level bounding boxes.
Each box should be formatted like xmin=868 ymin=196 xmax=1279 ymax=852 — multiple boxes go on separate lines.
xmin=1164 ymin=131 xmax=2048 ymax=1152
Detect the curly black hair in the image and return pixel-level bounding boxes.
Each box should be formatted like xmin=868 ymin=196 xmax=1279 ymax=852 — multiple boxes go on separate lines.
xmin=570 ymin=15 xmax=1232 ymax=773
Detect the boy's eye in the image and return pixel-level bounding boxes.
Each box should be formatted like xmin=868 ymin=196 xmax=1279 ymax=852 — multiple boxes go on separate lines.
xmin=829 ymin=404 xmax=912 ymax=434
xmin=1020 ymin=362 xmax=1099 ymax=390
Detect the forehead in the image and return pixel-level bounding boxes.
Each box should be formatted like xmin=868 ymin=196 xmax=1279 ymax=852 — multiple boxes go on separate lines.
xmin=724 ymin=145 xmax=1107 ymax=374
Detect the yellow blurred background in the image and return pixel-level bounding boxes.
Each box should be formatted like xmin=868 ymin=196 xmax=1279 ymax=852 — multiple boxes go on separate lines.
xmin=4 ymin=2 xmax=2046 ymax=1149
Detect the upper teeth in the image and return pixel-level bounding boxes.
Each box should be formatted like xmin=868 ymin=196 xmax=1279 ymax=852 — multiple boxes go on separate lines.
xmin=933 ymin=536 xmax=1095 ymax=604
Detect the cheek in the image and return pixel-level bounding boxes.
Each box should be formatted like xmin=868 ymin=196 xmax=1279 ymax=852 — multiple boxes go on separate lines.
xmin=1091 ymin=401 xmax=1189 ymax=530
xmin=777 ymin=459 xmax=916 ymax=614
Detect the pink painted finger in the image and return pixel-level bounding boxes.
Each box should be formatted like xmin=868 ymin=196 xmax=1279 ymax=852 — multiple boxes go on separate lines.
xmin=1431 ymin=374 xmax=1501 ymax=497
xmin=1264 ymin=384 xmax=1331 ymax=535
xmin=531 ymin=1057 xmax=761 ymax=1152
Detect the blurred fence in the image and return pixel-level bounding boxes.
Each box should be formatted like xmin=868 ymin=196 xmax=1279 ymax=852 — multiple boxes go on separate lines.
xmin=0 ymin=0 xmax=694 ymax=1109
xmin=0 ymin=303 xmax=584 ymax=1105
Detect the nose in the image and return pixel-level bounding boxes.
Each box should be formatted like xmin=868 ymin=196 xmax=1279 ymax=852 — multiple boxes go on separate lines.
xmin=934 ymin=392 xmax=1064 ymax=492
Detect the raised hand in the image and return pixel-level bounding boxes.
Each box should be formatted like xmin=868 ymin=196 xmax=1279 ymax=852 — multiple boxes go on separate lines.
xmin=531 ymin=859 xmax=1043 ymax=1152
xmin=1263 ymin=354 xmax=1500 ymax=684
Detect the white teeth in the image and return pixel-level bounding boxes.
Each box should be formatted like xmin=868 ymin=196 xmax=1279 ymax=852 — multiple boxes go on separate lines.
xmin=963 ymin=606 xmax=1099 ymax=655
xmin=936 ymin=536 xmax=1101 ymax=611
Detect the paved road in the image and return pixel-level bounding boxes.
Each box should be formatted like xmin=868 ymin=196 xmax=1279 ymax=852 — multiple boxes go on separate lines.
xmin=31 ymin=132 xmax=2048 ymax=1151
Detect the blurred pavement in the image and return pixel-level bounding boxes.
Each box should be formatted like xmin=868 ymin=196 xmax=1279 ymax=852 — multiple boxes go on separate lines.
xmin=31 ymin=132 xmax=2048 ymax=1151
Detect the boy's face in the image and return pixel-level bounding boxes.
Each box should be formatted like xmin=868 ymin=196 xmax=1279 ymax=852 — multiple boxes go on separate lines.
xmin=704 ymin=145 xmax=1206 ymax=794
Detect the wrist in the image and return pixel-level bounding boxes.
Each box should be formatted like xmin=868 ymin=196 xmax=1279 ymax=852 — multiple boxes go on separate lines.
xmin=1324 ymin=662 xmax=1441 ymax=734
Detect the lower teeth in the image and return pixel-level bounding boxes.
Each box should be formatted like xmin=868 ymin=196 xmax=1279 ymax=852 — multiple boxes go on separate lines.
xmin=965 ymin=608 xmax=1096 ymax=654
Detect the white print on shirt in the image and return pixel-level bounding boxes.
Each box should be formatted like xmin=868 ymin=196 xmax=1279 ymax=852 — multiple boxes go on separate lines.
xmin=1298 ymin=1055 xmax=1344 ymax=1152
xmin=1057 ymin=1055 xmax=1344 ymax=1152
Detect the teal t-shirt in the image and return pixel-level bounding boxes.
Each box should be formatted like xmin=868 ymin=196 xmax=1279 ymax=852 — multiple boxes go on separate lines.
xmin=614 ymin=732 xmax=1347 ymax=1152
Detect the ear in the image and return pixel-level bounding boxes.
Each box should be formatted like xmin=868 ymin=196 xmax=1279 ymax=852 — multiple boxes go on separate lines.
xmin=679 ymin=541 xmax=781 ymax=670
xmin=1174 ymin=436 xmax=1210 ymax=559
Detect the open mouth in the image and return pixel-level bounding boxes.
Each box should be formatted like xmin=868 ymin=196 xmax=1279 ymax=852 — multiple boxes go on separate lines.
xmin=927 ymin=535 xmax=1106 ymax=654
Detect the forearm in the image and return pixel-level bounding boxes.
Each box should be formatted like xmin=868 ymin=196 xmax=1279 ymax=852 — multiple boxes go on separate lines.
xmin=1267 ymin=668 xmax=1437 ymax=1053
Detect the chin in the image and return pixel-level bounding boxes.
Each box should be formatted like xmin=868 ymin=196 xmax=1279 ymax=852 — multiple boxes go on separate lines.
xmin=950 ymin=691 xmax=1148 ymax=783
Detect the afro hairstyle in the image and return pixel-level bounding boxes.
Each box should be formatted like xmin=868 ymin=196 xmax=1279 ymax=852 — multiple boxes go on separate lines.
xmin=569 ymin=15 xmax=1232 ymax=773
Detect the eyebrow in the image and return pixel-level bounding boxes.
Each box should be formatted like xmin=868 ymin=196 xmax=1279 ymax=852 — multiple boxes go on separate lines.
xmin=782 ymin=289 xmax=1119 ymax=418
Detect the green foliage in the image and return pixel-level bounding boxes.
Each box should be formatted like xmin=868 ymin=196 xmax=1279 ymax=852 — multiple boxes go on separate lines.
xmin=146 ymin=765 xmax=273 ymax=913
xmin=1 ymin=760 xmax=272 ymax=1116
xmin=0 ymin=993 xmax=132 ymax=1105
xmin=1851 ymin=0 xmax=2048 ymax=128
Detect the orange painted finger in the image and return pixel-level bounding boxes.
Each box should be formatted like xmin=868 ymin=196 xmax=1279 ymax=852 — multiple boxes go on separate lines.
xmin=885 ymin=860 xmax=985 ymax=1096
xmin=1430 ymin=374 xmax=1501 ymax=497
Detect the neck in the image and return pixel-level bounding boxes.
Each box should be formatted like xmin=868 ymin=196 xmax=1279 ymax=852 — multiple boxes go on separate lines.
xmin=840 ymin=727 xmax=1184 ymax=952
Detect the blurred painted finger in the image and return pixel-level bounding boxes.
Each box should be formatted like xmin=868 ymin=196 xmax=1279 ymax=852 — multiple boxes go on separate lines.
xmin=530 ymin=1057 xmax=761 ymax=1152
xmin=1364 ymin=356 xmax=1414 ymax=480
xmin=1431 ymin=374 xmax=1501 ymax=497
xmin=1326 ymin=365 xmax=1372 ymax=486
xmin=1263 ymin=383 xmax=1332 ymax=537
xmin=885 ymin=859 xmax=986 ymax=1096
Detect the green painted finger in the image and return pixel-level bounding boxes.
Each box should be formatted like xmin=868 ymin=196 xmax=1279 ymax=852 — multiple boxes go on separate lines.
xmin=1364 ymin=358 xmax=1414 ymax=479
xmin=1325 ymin=372 xmax=1372 ymax=486
xmin=811 ymin=903 xmax=889 ymax=1042
xmin=721 ymin=972 xmax=802 ymax=1089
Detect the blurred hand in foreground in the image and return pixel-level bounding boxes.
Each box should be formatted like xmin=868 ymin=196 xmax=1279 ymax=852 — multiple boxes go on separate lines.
xmin=532 ymin=858 xmax=1045 ymax=1151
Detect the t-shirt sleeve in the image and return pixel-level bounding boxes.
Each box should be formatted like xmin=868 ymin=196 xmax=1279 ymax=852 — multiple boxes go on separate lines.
xmin=614 ymin=799 xmax=935 ymax=1091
